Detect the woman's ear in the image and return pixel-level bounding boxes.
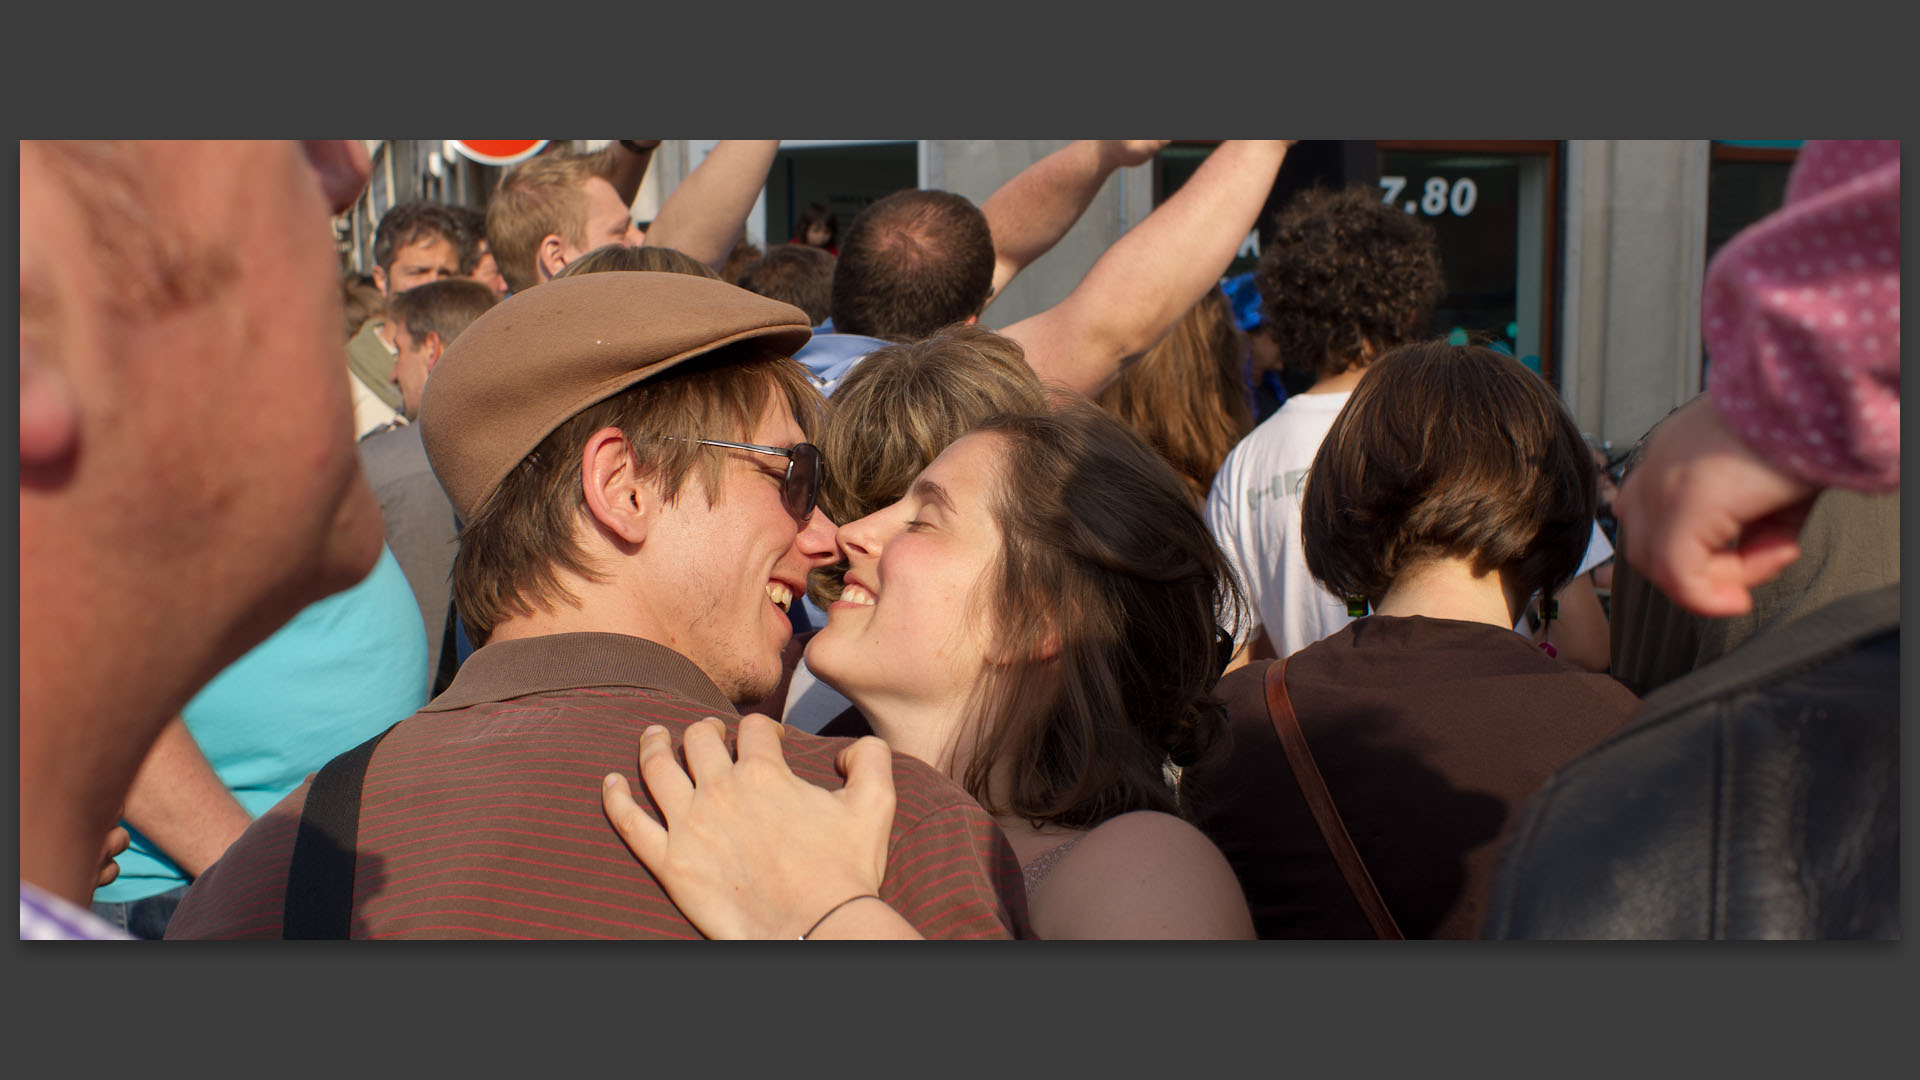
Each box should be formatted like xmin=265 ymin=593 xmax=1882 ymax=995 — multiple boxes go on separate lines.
xmin=988 ymin=616 xmax=1062 ymax=667
xmin=579 ymin=427 xmax=650 ymax=545
xmin=1029 ymin=616 xmax=1063 ymax=664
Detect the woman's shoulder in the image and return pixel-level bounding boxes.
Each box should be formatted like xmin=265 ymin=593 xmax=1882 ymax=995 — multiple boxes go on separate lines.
xmin=1031 ymin=811 xmax=1254 ymax=940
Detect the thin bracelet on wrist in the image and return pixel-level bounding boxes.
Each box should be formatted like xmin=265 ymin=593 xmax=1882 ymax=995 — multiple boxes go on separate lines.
xmin=798 ymin=893 xmax=881 ymax=940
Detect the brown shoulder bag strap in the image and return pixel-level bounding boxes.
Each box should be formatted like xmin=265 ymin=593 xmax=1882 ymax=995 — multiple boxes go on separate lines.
xmin=1264 ymin=658 xmax=1405 ymax=940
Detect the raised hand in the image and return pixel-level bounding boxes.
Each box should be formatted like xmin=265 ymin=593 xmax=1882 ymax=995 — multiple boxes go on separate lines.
xmin=1615 ymin=396 xmax=1817 ymax=617
xmin=1103 ymin=140 xmax=1172 ymax=167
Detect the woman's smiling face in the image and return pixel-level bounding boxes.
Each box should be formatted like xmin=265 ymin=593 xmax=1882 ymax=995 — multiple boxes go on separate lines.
xmin=804 ymin=431 xmax=1009 ymax=765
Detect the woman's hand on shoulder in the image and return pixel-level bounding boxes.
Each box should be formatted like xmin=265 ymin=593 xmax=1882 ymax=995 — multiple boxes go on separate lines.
xmin=1032 ymin=810 xmax=1255 ymax=940
xmin=601 ymin=713 xmax=911 ymax=939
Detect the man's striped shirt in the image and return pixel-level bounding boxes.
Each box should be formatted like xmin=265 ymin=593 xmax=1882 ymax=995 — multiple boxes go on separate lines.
xmin=167 ymin=633 xmax=1033 ymax=940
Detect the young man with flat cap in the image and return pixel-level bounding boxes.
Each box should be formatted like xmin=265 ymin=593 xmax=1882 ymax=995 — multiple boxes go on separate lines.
xmin=167 ymin=272 xmax=1033 ymax=940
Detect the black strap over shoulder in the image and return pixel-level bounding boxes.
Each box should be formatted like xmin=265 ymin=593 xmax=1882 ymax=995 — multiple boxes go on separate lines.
xmin=432 ymin=603 xmax=462 ymax=698
xmin=284 ymin=725 xmax=397 ymax=939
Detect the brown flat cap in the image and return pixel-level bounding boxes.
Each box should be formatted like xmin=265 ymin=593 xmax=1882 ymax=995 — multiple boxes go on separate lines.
xmin=418 ymin=272 xmax=812 ymax=520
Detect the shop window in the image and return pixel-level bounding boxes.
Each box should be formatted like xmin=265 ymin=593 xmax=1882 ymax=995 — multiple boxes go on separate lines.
xmin=1707 ymin=141 xmax=1800 ymax=262
xmin=1154 ymin=141 xmax=1561 ymax=383
xmin=765 ymin=143 xmax=918 ymax=249
xmin=1375 ymin=142 xmax=1560 ymax=383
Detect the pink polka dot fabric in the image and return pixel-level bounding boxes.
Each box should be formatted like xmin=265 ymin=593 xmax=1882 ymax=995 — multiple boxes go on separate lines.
xmin=1704 ymin=140 xmax=1900 ymax=492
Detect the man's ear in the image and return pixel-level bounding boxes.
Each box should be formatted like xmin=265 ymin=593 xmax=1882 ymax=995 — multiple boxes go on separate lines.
xmin=963 ymin=313 xmax=981 ymax=326
xmin=370 ymin=263 xmax=390 ymax=297
xmin=19 ymin=333 xmax=79 ymax=471
xmin=537 ymin=234 xmax=570 ymax=283
xmin=422 ymin=331 xmax=446 ymax=375
xmin=579 ymin=426 xmax=651 ymax=545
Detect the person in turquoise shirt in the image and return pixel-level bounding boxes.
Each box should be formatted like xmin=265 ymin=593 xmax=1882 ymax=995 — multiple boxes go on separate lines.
xmin=91 ymin=545 xmax=428 ymax=937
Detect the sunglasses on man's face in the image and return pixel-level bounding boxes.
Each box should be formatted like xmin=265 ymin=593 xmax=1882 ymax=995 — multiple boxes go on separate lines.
xmin=691 ymin=439 xmax=825 ymax=524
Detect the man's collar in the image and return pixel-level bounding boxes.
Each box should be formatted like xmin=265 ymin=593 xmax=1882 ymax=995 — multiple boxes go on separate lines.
xmin=422 ymin=632 xmax=738 ymax=716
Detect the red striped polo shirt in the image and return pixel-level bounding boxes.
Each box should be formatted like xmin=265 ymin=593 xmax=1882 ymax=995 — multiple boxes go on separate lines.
xmin=166 ymin=633 xmax=1033 ymax=940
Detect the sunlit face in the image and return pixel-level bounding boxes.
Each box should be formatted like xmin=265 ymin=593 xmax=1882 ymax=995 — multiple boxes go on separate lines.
xmin=805 ymin=431 xmax=1008 ymax=765
xmin=390 ymin=322 xmax=434 ymax=420
xmin=379 ymin=234 xmax=460 ymax=295
xmin=466 ymin=243 xmax=509 ymax=298
xmin=639 ymin=393 xmax=839 ymax=704
xmin=570 ymin=175 xmax=643 ymax=260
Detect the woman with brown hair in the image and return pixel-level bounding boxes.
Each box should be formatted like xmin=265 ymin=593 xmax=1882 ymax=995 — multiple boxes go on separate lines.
xmin=773 ymin=326 xmax=1053 ymax=730
xmin=1179 ymin=342 xmax=1641 ymax=938
xmin=605 ymin=403 xmax=1255 ymax=939
xmin=1094 ymin=284 xmax=1253 ymax=505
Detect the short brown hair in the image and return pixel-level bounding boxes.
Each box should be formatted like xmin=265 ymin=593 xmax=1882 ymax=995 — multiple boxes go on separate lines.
xmin=340 ymin=271 xmax=385 ymax=341
xmin=959 ymin=404 xmax=1241 ymax=830
xmin=373 ymin=201 xmax=464 ymax=275
xmin=829 ymin=190 xmax=995 ymax=342
xmin=1094 ymin=286 xmax=1253 ymax=503
xmin=452 ymin=348 xmax=820 ymax=644
xmin=486 ymin=149 xmax=613 ymax=294
xmin=1257 ymin=186 xmax=1445 ymax=380
xmin=1302 ymin=342 xmax=1595 ymax=608
xmin=719 ymin=235 xmax=764 ymax=285
xmin=734 ymin=244 xmax=835 ymax=326
xmin=448 ymin=205 xmax=490 ymax=274
xmin=554 ymin=243 xmax=721 ymax=280
xmin=387 ymin=277 xmax=497 ymax=348
xmin=809 ymin=327 xmax=1049 ymax=606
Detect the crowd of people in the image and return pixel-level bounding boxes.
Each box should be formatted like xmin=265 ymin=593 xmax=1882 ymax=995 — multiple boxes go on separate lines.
xmin=19 ymin=138 xmax=1898 ymax=941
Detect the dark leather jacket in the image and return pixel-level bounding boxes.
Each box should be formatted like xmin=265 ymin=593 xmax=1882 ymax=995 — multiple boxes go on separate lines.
xmin=1483 ymin=583 xmax=1898 ymax=939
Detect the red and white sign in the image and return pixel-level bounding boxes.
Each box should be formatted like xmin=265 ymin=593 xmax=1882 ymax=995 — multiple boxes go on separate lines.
xmin=449 ymin=140 xmax=549 ymax=166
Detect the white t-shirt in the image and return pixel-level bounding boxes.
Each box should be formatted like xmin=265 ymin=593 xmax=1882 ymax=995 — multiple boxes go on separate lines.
xmin=1207 ymin=390 xmax=1616 ymax=658
xmin=782 ymin=656 xmax=854 ymax=734
xmin=1205 ymin=391 xmax=1354 ymax=660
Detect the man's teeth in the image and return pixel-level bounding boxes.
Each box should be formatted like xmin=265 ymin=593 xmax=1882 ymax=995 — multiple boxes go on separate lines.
xmin=766 ymin=582 xmax=792 ymax=612
xmin=840 ymin=583 xmax=877 ymax=606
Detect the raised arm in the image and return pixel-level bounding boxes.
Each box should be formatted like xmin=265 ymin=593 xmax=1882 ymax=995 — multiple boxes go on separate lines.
xmin=1005 ymin=140 xmax=1291 ymax=397
xmin=644 ymin=140 xmax=780 ymax=270
xmin=606 ymin=140 xmax=660 ymax=207
xmin=979 ymin=140 xmax=1168 ymax=305
xmin=121 ymin=716 xmax=255 ymax=878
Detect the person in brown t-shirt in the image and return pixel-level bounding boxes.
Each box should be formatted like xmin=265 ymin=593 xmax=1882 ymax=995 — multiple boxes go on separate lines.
xmin=1180 ymin=342 xmax=1640 ymax=939
xmin=168 ymin=273 xmax=1031 ymax=940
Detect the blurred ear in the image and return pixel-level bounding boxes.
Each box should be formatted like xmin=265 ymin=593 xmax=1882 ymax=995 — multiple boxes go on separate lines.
xmin=537 ymin=234 xmax=569 ymax=283
xmin=300 ymin=140 xmax=371 ymax=214
xmin=422 ymin=331 xmax=446 ymax=374
xmin=579 ymin=426 xmax=650 ymax=546
xmin=370 ymin=263 xmax=390 ymax=297
xmin=1029 ymin=623 xmax=1062 ymax=663
xmin=19 ymin=333 xmax=79 ymax=471
xmin=988 ymin=615 xmax=1061 ymax=667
